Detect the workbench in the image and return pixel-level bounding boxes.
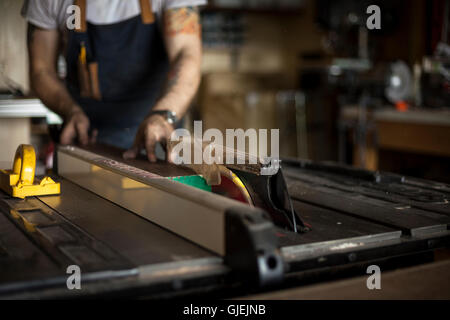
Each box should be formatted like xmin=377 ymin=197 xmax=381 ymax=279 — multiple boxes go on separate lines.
xmin=339 ymin=106 xmax=450 ymax=173
xmin=1 ymin=145 xmax=449 ymax=299
xmin=0 ymin=98 xmax=62 ymax=168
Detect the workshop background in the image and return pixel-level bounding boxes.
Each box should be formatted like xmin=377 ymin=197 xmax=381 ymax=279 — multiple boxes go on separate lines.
xmin=0 ymin=0 xmax=449 ymax=182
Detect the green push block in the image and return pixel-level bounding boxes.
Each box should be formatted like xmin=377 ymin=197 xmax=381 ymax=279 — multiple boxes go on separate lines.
xmin=169 ymin=175 xmax=211 ymax=192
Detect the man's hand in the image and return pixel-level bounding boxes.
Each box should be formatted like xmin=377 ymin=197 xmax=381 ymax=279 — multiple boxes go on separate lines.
xmin=60 ymin=109 xmax=96 ymax=146
xmin=124 ymin=6 xmax=201 ymax=163
xmin=123 ymin=115 xmax=174 ymax=162
xmin=28 ymin=24 xmax=91 ymax=142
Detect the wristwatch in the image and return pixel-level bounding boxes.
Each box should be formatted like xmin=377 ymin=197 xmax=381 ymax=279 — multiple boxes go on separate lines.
xmin=148 ymin=110 xmax=178 ymax=125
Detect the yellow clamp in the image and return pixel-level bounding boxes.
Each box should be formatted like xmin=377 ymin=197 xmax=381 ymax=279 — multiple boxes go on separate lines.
xmin=0 ymin=144 xmax=60 ymax=199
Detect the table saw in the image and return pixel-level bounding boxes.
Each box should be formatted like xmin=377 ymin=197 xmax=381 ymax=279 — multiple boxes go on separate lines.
xmin=0 ymin=144 xmax=449 ymax=299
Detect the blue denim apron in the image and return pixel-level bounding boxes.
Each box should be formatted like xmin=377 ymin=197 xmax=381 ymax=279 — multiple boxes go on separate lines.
xmin=65 ymin=1 xmax=169 ymax=149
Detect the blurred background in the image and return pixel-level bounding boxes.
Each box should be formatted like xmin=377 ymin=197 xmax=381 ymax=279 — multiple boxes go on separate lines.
xmin=1 ymin=0 xmax=449 ymax=182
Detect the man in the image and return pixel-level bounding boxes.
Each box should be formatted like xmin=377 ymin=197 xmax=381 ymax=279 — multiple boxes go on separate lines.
xmin=22 ymin=0 xmax=204 ymax=162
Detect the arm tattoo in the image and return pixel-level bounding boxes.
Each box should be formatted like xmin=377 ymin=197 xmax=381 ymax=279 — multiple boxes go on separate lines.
xmin=165 ymin=54 xmax=183 ymax=92
xmin=167 ymin=62 xmax=180 ymax=88
xmin=164 ymin=6 xmax=200 ymax=37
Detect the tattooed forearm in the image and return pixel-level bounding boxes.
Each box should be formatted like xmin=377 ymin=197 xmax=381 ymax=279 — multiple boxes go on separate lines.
xmin=154 ymin=7 xmax=202 ymax=118
xmin=165 ymin=54 xmax=182 ymax=90
xmin=164 ymin=7 xmax=200 ymax=37
xmin=27 ymin=23 xmax=81 ymax=119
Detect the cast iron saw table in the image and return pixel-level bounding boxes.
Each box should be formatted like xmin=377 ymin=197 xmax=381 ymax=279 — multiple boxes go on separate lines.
xmin=0 ymin=145 xmax=449 ymax=299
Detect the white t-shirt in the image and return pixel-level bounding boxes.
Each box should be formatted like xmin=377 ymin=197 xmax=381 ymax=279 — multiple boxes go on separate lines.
xmin=22 ymin=0 xmax=207 ymax=31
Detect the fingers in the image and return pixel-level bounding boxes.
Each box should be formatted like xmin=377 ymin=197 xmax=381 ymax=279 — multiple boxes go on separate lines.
xmin=125 ymin=134 xmax=163 ymax=163
xmin=61 ymin=110 xmax=91 ymax=146
xmin=76 ymin=120 xmax=89 ymax=146
xmin=167 ymin=149 xmax=175 ymax=164
xmin=123 ymin=127 xmax=144 ymax=160
xmin=90 ymin=129 xmax=98 ymax=145
xmin=123 ymin=144 xmax=140 ymax=160
xmin=60 ymin=123 xmax=76 ymax=145
xmin=124 ymin=116 xmax=175 ymax=163
xmin=166 ymin=139 xmax=176 ymax=164
xmin=145 ymin=133 xmax=158 ymax=163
